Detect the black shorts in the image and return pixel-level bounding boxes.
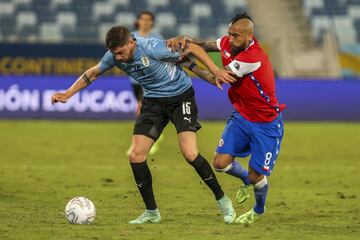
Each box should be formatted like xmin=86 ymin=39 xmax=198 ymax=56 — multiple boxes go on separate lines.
xmin=131 ymin=83 xmax=143 ymax=101
xmin=133 ymin=87 xmax=202 ymax=141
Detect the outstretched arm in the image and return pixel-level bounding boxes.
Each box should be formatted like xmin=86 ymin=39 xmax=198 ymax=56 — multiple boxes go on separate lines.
xmin=181 ymin=60 xmax=218 ymax=87
xmin=188 ymin=39 xmax=219 ymax=52
xmin=166 ymin=36 xmax=219 ymax=52
xmin=184 ymin=43 xmax=236 ymax=87
xmin=51 ymin=64 xmax=102 ymax=104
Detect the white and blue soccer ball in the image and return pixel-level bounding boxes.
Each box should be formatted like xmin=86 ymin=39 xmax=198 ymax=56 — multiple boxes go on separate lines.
xmin=65 ymin=197 xmax=96 ymax=224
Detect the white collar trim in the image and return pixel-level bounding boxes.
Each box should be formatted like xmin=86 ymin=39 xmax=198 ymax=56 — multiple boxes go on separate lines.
xmin=245 ymin=40 xmax=254 ymax=51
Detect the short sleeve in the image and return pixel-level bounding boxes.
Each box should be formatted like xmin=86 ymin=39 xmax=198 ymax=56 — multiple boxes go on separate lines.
xmin=216 ymin=35 xmax=228 ymax=51
xmin=98 ymin=51 xmax=115 ymax=73
xmin=146 ymin=38 xmax=181 ymax=63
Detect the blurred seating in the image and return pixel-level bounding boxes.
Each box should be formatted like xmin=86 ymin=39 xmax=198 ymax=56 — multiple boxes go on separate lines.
xmin=0 ymin=0 xmax=248 ymax=42
xmin=302 ymin=0 xmax=360 ymax=45
xmin=301 ymin=0 xmax=360 ymax=76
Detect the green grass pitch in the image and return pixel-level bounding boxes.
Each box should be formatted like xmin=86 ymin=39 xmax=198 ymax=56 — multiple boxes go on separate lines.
xmin=0 ymin=120 xmax=359 ymax=240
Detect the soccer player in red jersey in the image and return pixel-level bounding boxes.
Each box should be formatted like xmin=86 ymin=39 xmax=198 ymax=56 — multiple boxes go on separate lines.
xmin=167 ymin=12 xmax=285 ymax=224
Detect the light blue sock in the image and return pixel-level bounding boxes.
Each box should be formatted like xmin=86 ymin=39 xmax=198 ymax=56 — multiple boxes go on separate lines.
xmin=253 ymin=177 xmax=268 ymax=214
xmin=225 ymin=161 xmax=251 ymax=185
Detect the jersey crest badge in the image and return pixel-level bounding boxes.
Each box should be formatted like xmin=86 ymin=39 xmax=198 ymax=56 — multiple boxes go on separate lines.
xmin=141 ymin=56 xmax=150 ymax=67
xmin=218 ymin=139 xmax=224 ymax=147
xmin=234 ymin=62 xmax=240 ymax=70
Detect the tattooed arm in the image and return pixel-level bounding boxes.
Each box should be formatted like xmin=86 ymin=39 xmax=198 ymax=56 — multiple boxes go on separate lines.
xmin=166 ymin=36 xmax=220 ymax=52
xmin=181 ymin=60 xmax=216 ymax=86
xmin=180 ymin=57 xmax=235 ymax=90
xmin=187 ymin=39 xmax=219 ymax=52
xmin=51 ymin=65 xmax=102 ymax=104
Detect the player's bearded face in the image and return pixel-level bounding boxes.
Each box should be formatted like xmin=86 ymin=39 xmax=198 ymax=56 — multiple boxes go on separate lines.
xmin=112 ymin=39 xmax=135 ymax=62
xmin=228 ymin=27 xmax=252 ymax=56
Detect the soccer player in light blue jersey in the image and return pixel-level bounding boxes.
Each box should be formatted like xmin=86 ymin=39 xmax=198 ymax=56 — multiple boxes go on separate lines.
xmin=51 ymin=26 xmax=237 ymax=224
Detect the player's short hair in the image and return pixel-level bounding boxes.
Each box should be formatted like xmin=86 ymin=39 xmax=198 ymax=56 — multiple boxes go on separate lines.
xmin=105 ymin=26 xmax=131 ymax=50
xmin=230 ymin=12 xmax=253 ymax=25
xmin=134 ymin=11 xmax=155 ymax=29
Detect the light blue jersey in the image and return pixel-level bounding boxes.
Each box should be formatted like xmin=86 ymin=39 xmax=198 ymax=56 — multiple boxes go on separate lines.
xmin=98 ymin=37 xmax=192 ymax=98
xmin=129 ymin=31 xmax=163 ymax=85
xmin=132 ymin=31 xmax=163 ymax=40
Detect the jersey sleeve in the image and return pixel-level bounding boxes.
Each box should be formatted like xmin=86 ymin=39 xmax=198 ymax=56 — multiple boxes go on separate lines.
xmin=216 ymin=35 xmax=227 ymax=51
xmin=98 ymin=50 xmax=115 ymax=73
xmin=226 ymin=52 xmax=261 ymax=77
xmin=146 ymin=38 xmax=181 ymax=63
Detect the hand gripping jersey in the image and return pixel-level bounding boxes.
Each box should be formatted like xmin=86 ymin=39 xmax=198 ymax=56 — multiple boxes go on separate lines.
xmin=216 ymin=36 xmax=285 ymax=122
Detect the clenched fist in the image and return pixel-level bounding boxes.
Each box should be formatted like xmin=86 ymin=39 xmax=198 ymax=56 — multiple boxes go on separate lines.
xmin=51 ymin=92 xmax=70 ymax=105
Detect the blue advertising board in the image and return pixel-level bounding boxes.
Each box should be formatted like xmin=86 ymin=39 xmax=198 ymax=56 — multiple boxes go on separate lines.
xmin=277 ymin=79 xmax=360 ymax=121
xmin=2 ymin=43 xmax=359 ymax=121
xmin=0 ymin=76 xmax=232 ymax=120
xmin=0 ymin=76 xmax=359 ymax=121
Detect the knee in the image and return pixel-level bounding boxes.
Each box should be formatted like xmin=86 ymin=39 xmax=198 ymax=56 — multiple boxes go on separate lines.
xmin=248 ymin=171 xmax=263 ymax=185
xmin=182 ymin=149 xmax=199 ymax=162
xmin=213 ymin=157 xmax=224 ymax=170
xmin=129 ymin=148 xmax=147 ymax=163
xmin=213 ymin=155 xmax=232 ymax=172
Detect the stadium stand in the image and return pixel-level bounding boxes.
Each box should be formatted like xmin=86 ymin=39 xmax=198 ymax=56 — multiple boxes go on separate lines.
xmin=0 ymin=0 xmax=359 ymax=76
xmin=0 ymin=0 xmax=247 ymax=42
xmin=302 ymin=0 xmax=360 ymax=45
xmin=300 ymin=0 xmax=360 ymax=76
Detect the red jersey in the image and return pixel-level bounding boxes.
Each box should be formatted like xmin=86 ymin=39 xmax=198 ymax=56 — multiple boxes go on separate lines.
xmin=216 ymin=36 xmax=285 ymax=122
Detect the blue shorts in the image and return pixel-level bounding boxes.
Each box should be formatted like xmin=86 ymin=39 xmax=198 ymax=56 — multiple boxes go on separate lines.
xmin=216 ymin=110 xmax=284 ymax=176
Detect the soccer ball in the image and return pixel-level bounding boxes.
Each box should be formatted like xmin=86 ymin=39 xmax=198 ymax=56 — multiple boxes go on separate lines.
xmin=65 ymin=197 xmax=96 ymax=224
